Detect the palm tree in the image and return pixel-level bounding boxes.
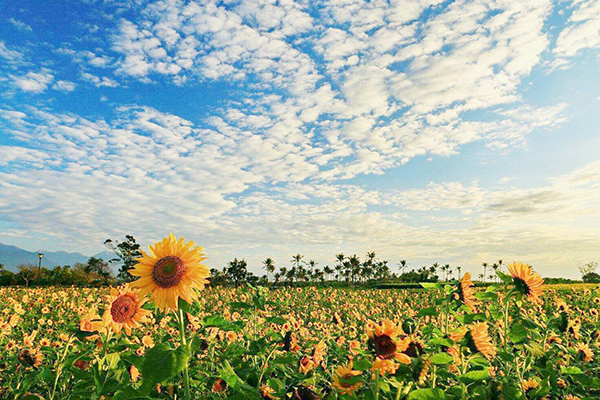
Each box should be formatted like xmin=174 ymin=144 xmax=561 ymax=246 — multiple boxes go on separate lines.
xmin=398 ymin=259 xmax=408 ymax=276
xmin=335 ymin=253 xmax=345 ymax=282
xmin=482 ymin=262 xmax=488 ymax=283
xmin=262 ymin=258 xmax=275 ymax=283
xmin=307 ymin=260 xmax=317 ymax=281
xmin=323 ymin=265 xmax=334 ymax=281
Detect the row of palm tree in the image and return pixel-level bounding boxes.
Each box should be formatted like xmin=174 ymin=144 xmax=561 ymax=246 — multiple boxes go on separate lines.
xmin=209 ymin=253 xmax=506 ymax=286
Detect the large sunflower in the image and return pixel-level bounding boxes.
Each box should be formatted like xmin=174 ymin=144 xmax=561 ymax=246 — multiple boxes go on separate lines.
xmin=457 ymin=272 xmax=478 ymax=312
xmin=102 ymin=286 xmax=151 ymax=335
xmin=467 ymin=322 xmax=496 ymax=360
xmin=130 ymin=234 xmax=210 ymax=311
xmin=507 ymin=262 xmax=544 ymax=302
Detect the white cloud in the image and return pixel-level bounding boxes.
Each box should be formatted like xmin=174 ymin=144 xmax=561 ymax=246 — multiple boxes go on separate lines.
xmin=554 ymin=0 xmax=600 ymax=61
xmin=10 ymin=69 xmax=54 ymax=93
xmin=53 ymin=80 xmax=77 ymax=92
xmin=8 ymin=18 xmax=32 ymax=32
xmin=80 ymin=72 xmax=119 ymax=87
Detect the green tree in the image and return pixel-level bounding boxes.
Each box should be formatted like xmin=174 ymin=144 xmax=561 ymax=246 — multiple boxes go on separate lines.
xmin=262 ymin=258 xmax=275 ymax=283
xmin=104 ymin=235 xmax=141 ymax=282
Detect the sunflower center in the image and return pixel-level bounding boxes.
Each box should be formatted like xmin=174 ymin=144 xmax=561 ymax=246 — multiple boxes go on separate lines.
xmin=404 ymin=340 xmax=424 ymax=358
xmin=110 ymin=295 xmax=137 ymax=323
xmin=152 ymin=256 xmax=185 ymax=288
xmin=373 ymin=334 xmax=397 ymax=359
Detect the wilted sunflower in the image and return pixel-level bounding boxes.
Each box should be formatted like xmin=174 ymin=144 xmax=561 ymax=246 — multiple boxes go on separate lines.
xmin=457 ymin=272 xmax=478 ymax=311
xmin=102 ymin=286 xmax=151 ymax=335
xmin=507 ymin=262 xmax=544 ymax=302
xmin=18 ymin=348 xmax=43 ymax=368
xmin=332 ymin=362 xmax=362 ymax=395
xmin=130 ymin=234 xmax=210 ymax=311
xmin=467 ymin=322 xmax=496 ymax=360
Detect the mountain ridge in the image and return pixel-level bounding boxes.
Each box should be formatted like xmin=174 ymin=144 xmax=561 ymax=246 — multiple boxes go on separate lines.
xmin=0 ymin=243 xmax=114 ymax=272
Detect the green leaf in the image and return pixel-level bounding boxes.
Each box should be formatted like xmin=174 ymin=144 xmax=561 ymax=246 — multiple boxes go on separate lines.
xmin=407 ymin=388 xmax=447 ymax=399
xmin=509 ymin=323 xmax=528 ymax=344
xmin=459 ymin=369 xmax=490 ymax=384
xmin=420 ymin=283 xmax=442 ymax=290
xmin=203 ymin=315 xmax=244 ymax=332
xmin=139 ymin=343 xmax=190 ymax=395
xmin=417 ymin=307 xmax=438 ymax=317
xmin=429 ymin=353 xmax=454 ymax=365
xmin=496 ymin=271 xmax=512 ymax=283
xmin=219 ymin=361 xmax=260 ymax=399
xmin=429 ymin=337 xmax=454 ymax=347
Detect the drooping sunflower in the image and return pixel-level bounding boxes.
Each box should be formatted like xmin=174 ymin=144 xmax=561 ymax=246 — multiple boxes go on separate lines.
xmin=456 ymin=272 xmax=478 ymax=312
xmin=130 ymin=234 xmax=210 ymax=311
xmin=507 ymin=262 xmax=544 ymax=302
xmin=18 ymin=348 xmax=43 ymax=368
xmin=467 ymin=322 xmax=496 ymax=360
xmin=102 ymin=286 xmax=151 ymax=335
xmin=332 ymin=362 xmax=362 ymax=395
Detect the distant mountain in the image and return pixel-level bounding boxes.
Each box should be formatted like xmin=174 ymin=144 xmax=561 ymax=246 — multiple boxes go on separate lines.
xmin=0 ymin=243 xmax=115 ymax=272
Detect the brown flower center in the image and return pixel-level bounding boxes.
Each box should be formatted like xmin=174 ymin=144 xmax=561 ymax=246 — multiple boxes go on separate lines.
xmin=110 ymin=295 xmax=137 ymax=323
xmin=404 ymin=340 xmax=424 ymax=358
xmin=373 ymin=334 xmax=397 ymax=359
xmin=152 ymin=256 xmax=185 ymax=288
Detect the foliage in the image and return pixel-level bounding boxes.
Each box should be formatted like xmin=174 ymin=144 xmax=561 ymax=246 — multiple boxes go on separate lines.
xmin=1 ymin=276 xmax=600 ymax=398
xmin=104 ymin=235 xmax=141 ymax=282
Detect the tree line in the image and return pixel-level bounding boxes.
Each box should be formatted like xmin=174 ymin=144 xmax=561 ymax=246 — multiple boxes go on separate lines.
xmin=1 ymin=234 xmax=596 ymax=286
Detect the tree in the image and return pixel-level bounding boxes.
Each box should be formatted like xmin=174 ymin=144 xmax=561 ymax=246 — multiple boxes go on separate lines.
xmin=579 ymin=262 xmax=599 ymax=282
xmin=226 ymin=258 xmax=249 ymax=287
xmin=482 ymin=262 xmax=489 ymax=283
xmin=262 ymin=258 xmax=275 ymax=282
xmin=104 ymin=235 xmax=141 ymax=282
xmin=17 ymin=264 xmax=37 ymax=286
xmin=86 ymin=257 xmax=112 ymax=285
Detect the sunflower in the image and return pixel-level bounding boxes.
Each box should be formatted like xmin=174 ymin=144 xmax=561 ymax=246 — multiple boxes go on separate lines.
xmin=576 ymin=342 xmax=594 ymax=363
xmin=522 ymin=378 xmax=539 ymax=395
xmin=18 ymin=348 xmax=43 ymax=368
xmin=457 ymin=272 xmax=478 ymax=312
xmin=507 ymin=262 xmax=544 ymax=302
xmin=367 ymin=320 xmax=411 ymax=363
xmin=102 ymin=286 xmax=150 ymax=335
xmin=130 ymin=234 xmax=210 ymax=311
xmin=370 ymin=358 xmax=398 ymax=378
xmin=332 ymin=362 xmax=362 ymax=395
xmin=412 ymin=357 xmax=431 ymax=385
xmin=467 ymin=322 xmax=496 ymax=360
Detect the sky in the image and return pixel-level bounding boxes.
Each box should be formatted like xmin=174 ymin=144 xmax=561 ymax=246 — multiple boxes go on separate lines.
xmin=0 ymin=0 xmax=599 ymax=279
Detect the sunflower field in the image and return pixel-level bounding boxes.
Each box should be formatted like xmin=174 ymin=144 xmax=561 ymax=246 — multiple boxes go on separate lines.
xmin=1 ymin=235 xmax=600 ymax=399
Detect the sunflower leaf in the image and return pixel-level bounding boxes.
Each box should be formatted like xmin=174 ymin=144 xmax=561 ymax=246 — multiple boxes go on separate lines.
xmin=407 ymin=388 xmax=447 ymax=399
xmin=138 ymin=343 xmax=190 ymax=395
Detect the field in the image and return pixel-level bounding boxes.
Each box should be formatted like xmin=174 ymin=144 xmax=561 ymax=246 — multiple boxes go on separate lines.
xmin=1 ymin=281 xmax=599 ymax=399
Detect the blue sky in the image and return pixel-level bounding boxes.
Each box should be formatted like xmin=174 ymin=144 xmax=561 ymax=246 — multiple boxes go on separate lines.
xmin=1 ymin=0 xmax=599 ymax=278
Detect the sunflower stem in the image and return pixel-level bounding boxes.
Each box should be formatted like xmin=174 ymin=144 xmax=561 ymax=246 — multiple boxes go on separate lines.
xmin=178 ymin=308 xmax=191 ymax=400
xmin=374 ymin=371 xmax=380 ymax=400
